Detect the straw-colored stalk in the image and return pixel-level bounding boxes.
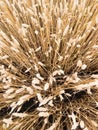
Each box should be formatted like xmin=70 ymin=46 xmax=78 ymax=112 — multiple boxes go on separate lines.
xmin=0 ymin=0 xmax=98 ymax=130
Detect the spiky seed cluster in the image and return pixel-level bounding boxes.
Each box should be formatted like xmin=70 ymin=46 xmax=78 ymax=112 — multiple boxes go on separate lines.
xmin=0 ymin=0 xmax=98 ymax=130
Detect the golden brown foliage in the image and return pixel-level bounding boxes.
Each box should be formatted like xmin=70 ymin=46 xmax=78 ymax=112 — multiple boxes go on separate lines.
xmin=0 ymin=0 xmax=98 ymax=130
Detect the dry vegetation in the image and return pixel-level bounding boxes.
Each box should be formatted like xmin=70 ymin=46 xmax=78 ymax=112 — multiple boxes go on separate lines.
xmin=0 ymin=0 xmax=98 ymax=130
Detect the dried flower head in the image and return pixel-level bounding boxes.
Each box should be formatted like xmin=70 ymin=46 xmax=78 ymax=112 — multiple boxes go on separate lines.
xmin=0 ymin=0 xmax=98 ymax=130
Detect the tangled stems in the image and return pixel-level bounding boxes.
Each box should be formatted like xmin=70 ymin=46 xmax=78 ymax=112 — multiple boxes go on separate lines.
xmin=0 ymin=0 xmax=98 ymax=130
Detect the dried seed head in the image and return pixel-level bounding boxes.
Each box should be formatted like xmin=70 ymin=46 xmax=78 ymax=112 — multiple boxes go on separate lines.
xmin=0 ymin=0 xmax=98 ymax=130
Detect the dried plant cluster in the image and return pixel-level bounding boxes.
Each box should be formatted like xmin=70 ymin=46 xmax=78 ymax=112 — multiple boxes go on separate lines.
xmin=0 ymin=0 xmax=98 ymax=130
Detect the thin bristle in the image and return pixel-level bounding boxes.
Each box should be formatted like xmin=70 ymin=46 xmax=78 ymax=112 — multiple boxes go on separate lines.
xmin=0 ymin=0 xmax=98 ymax=130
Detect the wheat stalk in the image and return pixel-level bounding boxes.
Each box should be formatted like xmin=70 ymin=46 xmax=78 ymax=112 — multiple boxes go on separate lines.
xmin=0 ymin=0 xmax=98 ymax=130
